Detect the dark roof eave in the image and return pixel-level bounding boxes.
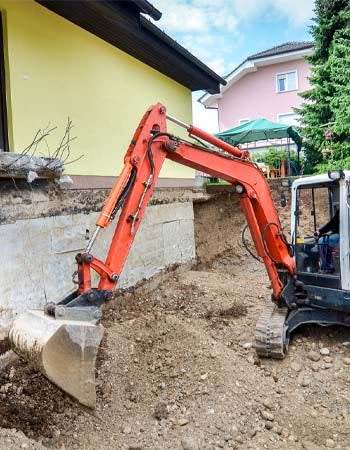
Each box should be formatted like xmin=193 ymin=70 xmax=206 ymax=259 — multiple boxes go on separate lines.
xmin=132 ymin=0 xmax=162 ymax=20
xmin=34 ymin=0 xmax=224 ymax=94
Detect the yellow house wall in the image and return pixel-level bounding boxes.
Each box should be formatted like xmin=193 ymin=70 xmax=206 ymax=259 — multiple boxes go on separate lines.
xmin=0 ymin=0 xmax=194 ymax=179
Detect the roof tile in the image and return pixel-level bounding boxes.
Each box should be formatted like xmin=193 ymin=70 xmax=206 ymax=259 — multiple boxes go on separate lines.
xmin=248 ymin=41 xmax=313 ymax=60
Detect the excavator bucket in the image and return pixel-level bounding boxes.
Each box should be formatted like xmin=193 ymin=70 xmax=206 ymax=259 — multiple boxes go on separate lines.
xmin=8 ymin=310 xmax=104 ymax=408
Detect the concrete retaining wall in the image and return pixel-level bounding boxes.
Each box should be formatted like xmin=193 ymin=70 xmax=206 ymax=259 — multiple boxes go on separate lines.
xmin=0 ymin=179 xmax=197 ymax=331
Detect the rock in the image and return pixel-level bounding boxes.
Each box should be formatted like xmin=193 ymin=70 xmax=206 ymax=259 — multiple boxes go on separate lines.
xmin=265 ymin=421 xmax=273 ymax=430
xmin=261 ymin=410 xmax=274 ymax=421
xmin=242 ymin=342 xmax=253 ymax=349
xmin=291 ymin=362 xmax=302 ymax=372
xmin=129 ymin=392 xmax=137 ymax=402
xmin=249 ymin=428 xmax=259 ymax=438
xmin=181 ymin=437 xmax=198 ymax=450
xmin=307 ymin=351 xmax=320 ymax=362
xmin=262 ymin=398 xmax=274 ymax=410
xmin=178 ymin=418 xmax=189 ymax=426
xmin=325 ymin=438 xmax=335 ymax=448
xmin=301 ymin=377 xmax=311 ymax=387
xmin=8 ymin=367 xmax=15 ymax=380
xmin=273 ymin=425 xmax=283 ymax=435
xmin=53 ymin=429 xmax=61 ymax=438
xmin=311 ymin=363 xmax=319 ymax=372
xmin=302 ymin=440 xmax=318 ymax=450
xmin=122 ymin=426 xmax=132 ymax=435
xmin=342 ymin=342 xmax=350 ymax=347
xmin=200 ymin=373 xmax=208 ymax=381
xmin=324 ymin=356 xmax=333 ymax=364
xmin=153 ymin=402 xmax=169 ymax=420
xmin=343 ymin=357 xmax=350 ymax=365
xmin=320 ymin=348 xmax=330 ymax=356
xmin=281 ymin=428 xmax=289 ymax=438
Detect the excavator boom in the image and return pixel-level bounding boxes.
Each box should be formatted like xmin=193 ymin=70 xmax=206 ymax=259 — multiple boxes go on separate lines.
xmin=8 ymin=103 xmax=296 ymax=407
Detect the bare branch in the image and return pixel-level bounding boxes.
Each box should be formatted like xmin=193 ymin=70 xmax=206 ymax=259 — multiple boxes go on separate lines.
xmin=0 ymin=118 xmax=83 ymax=180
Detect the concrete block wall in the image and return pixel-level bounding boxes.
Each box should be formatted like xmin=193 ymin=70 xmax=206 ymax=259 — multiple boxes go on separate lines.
xmin=0 ymin=179 xmax=196 ymax=331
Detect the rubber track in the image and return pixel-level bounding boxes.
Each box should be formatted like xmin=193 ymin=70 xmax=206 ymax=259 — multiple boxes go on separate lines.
xmin=255 ymin=301 xmax=289 ymax=359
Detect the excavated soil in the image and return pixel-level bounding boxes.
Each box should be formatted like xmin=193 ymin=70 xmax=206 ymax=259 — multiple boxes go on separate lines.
xmin=1 ymin=193 xmax=350 ymax=450
xmin=0 ymin=338 xmax=9 ymax=356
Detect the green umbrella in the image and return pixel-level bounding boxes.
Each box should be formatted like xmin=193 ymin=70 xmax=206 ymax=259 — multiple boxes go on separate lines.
xmin=216 ymin=118 xmax=302 ymax=151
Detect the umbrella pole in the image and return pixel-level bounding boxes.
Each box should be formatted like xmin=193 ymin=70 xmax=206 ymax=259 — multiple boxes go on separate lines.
xmin=287 ymin=138 xmax=291 ymax=176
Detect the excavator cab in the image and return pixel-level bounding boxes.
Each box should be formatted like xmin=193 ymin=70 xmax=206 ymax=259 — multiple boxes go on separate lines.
xmin=292 ymin=171 xmax=349 ymax=290
xmin=293 ymin=174 xmax=341 ymax=281
xmin=273 ymin=170 xmax=350 ymax=350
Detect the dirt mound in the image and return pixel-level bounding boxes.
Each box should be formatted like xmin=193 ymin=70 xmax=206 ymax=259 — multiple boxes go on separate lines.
xmin=0 ymin=360 xmax=78 ymax=440
xmin=2 ymin=195 xmax=350 ymax=449
xmin=2 ymin=255 xmax=350 ymax=449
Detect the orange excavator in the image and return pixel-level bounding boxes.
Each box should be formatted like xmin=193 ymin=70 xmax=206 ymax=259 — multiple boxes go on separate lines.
xmin=9 ymin=104 xmax=350 ymax=407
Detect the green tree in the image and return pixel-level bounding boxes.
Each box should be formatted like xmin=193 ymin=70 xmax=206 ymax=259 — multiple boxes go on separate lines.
xmin=328 ymin=9 xmax=350 ymax=161
xmin=296 ymin=0 xmax=350 ymax=172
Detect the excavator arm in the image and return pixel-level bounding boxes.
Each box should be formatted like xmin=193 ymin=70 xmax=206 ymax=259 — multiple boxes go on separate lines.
xmin=80 ymin=103 xmax=295 ymax=299
xmin=9 ymin=104 xmax=296 ymax=408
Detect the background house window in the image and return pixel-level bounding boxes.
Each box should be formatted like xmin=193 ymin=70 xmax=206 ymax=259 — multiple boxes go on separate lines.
xmin=276 ymin=71 xmax=297 ymax=93
xmin=278 ymin=113 xmax=299 ymax=126
xmin=239 ymin=119 xmax=250 ymax=125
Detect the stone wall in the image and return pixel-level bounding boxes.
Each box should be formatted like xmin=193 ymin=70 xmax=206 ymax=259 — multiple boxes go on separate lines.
xmin=0 ymin=179 xmax=198 ymax=331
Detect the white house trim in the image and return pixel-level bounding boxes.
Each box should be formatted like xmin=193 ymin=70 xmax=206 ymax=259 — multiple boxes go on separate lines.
xmin=200 ymin=47 xmax=313 ymax=108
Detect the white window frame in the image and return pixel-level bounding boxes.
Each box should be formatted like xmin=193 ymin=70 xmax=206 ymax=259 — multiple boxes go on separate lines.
xmin=275 ymin=70 xmax=298 ymax=93
xmin=239 ymin=118 xmax=250 ymax=125
xmin=277 ymin=112 xmax=299 ymax=126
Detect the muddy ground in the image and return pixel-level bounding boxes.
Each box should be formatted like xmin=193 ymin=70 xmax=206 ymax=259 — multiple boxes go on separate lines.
xmin=1 ymin=193 xmax=350 ymax=450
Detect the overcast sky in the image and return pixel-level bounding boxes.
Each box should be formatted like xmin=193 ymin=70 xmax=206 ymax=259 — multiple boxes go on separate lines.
xmin=150 ymin=0 xmax=315 ymax=132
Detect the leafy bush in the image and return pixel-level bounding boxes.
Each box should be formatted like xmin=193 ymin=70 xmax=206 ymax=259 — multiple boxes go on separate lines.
xmin=252 ymin=147 xmax=302 ymax=171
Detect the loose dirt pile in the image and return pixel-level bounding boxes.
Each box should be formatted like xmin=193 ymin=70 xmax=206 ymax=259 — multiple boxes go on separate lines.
xmin=1 ymin=194 xmax=350 ymax=450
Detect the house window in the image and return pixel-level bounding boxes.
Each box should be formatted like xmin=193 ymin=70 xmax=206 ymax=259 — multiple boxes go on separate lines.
xmin=278 ymin=113 xmax=299 ymax=126
xmin=276 ymin=71 xmax=297 ymax=93
xmin=239 ymin=119 xmax=250 ymax=125
xmin=0 ymin=13 xmax=8 ymax=151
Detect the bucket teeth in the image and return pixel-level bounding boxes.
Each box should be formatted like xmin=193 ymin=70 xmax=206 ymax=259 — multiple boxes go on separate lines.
xmin=8 ymin=310 xmax=104 ymax=408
